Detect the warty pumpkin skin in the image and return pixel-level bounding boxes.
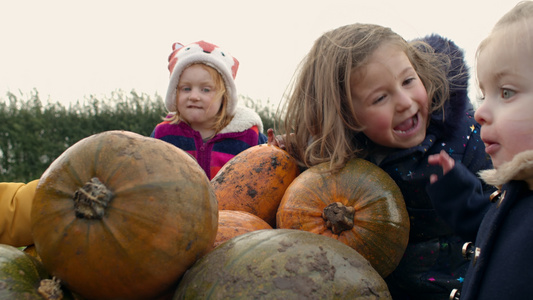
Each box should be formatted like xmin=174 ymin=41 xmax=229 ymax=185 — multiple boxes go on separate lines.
xmin=276 ymin=158 xmax=410 ymax=278
xmin=0 ymin=244 xmax=77 ymax=300
xmin=211 ymin=144 xmax=300 ymax=227
xmin=31 ymin=130 xmax=218 ymax=300
xmin=212 ymin=210 xmax=272 ymax=250
xmin=174 ymin=229 xmax=391 ymax=299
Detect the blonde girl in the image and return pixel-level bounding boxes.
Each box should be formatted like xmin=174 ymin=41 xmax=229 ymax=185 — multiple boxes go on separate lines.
xmin=276 ymin=24 xmax=494 ymax=299
xmin=430 ymin=2 xmax=533 ymax=299
xmin=151 ymin=41 xmax=267 ymax=179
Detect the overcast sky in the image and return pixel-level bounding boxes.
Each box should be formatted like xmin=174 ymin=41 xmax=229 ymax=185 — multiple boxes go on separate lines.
xmin=0 ymin=0 xmax=519 ymax=108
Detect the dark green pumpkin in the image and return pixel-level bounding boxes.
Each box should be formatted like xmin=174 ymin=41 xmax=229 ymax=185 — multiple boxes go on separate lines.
xmin=173 ymin=229 xmax=391 ymax=299
xmin=0 ymin=244 xmax=76 ymax=299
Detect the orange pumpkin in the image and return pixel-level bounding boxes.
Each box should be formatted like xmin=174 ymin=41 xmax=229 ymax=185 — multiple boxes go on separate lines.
xmin=211 ymin=144 xmax=300 ymax=226
xmin=276 ymin=158 xmax=409 ymax=278
xmin=212 ymin=210 xmax=272 ymax=250
xmin=31 ymin=130 xmax=218 ymax=300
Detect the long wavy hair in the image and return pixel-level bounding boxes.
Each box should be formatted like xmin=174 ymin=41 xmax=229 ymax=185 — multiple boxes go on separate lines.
xmin=280 ymin=23 xmax=451 ymax=171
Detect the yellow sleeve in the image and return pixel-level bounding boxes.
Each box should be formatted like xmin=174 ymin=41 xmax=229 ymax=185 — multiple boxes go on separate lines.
xmin=0 ymin=179 xmax=39 ymax=247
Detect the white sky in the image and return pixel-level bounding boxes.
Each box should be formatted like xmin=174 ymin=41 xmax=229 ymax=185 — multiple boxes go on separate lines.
xmin=0 ymin=0 xmax=520 ymax=108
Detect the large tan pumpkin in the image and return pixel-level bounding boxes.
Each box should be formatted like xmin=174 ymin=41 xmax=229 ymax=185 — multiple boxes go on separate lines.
xmin=276 ymin=158 xmax=409 ymax=278
xmin=31 ymin=130 xmax=218 ymax=300
xmin=174 ymin=229 xmax=391 ymax=299
xmin=211 ymin=144 xmax=300 ymax=226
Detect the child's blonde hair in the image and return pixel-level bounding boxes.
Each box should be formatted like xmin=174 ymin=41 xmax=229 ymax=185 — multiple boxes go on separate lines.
xmin=493 ymin=1 xmax=533 ymax=30
xmin=165 ymin=63 xmax=233 ymax=132
xmin=477 ymin=1 xmax=533 ymax=58
xmin=281 ymin=23 xmax=452 ymax=171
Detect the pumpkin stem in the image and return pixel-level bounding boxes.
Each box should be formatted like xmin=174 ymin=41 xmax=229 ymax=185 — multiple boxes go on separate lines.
xmin=38 ymin=276 xmax=63 ymax=300
xmin=322 ymin=202 xmax=356 ymax=234
xmin=73 ymin=177 xmax=113 ymax=219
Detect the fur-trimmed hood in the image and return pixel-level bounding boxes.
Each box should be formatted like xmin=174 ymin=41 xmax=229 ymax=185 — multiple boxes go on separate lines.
xmin=479 ymin=150 xmax=533 ymax=190
xmin=418 ymin=34 xmax=471 ymax=139
xmin=219 ymin=105 xmax=264 ymax=134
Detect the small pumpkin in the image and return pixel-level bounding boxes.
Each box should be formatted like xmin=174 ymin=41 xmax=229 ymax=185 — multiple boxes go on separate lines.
xmin=276 ymin=158 xmax=409 ymax=278
xmin=0 ymin=244 xmax=76 ymax=300
xmin=211 ymin=144 xmax=300 ymax=227
xmin=212 ymin=210 xmax=272 ymax=250
xmin=31 ymin=130 xmax=218 ymax=300
xmin=174 ymin=229 xmax=391 ymax=299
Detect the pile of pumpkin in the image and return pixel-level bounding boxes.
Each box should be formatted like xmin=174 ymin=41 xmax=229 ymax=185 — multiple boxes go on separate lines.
xmin=0 ymin=130 xmax=410 ymax=299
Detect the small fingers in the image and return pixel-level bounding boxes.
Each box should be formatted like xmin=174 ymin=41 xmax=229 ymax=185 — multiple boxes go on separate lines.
xmin=267 ymin=128 xmax=278 ymax=146
xmin=430 ymin=174 xmax=438 ymax=184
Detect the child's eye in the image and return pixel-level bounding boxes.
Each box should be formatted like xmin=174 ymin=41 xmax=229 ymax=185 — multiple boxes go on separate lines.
xmin=202 ymin=87 xmax=212 ymax=93
xmin=501 ymin=88 xmax=515 ymax=99
xmin=372 ymin=95 xmax=386 ymax=105
xmin=403 ymin=78 xmax=415 ymax=85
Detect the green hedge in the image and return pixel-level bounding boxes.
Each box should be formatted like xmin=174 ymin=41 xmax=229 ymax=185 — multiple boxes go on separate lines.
xmin=0 ymin=89 xmax=277 ymax=182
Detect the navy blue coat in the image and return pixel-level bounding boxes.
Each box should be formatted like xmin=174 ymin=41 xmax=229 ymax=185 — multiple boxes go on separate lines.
xmin=363 ymin=35 xmax=494 ymax=299
xmin=430 ymin=150 xmax=533 ymax=300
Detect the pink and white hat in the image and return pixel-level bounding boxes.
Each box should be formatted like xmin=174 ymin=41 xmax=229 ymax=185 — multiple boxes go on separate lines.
xmin=165 ymin=40 xmax=239 ymax=115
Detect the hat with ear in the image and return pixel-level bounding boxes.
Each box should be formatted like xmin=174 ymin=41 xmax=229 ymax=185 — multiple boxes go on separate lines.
xmin=165 ymin=40 xmax=239 ymax=115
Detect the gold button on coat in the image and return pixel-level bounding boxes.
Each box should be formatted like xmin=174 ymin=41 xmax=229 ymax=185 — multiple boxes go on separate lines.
xmin=449 ymin=288 xmax=460 ymax=300
xmin=462 ymin=242 xmax=480 ymax=265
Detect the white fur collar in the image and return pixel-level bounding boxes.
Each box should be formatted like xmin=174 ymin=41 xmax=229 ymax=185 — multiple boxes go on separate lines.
xmin=479 ymin=150 xmax=533 ymax=190
xmin=219 ymin=105 xmax=264 ymax=134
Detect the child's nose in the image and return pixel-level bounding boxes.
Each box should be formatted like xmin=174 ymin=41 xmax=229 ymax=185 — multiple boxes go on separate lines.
xmin=474 ymin=102 xmax=490 ymax=125
xmin=189 ymin=89 xmax=201 ymax=100
xmin=395 ymin=91 xmax=412 ymax=111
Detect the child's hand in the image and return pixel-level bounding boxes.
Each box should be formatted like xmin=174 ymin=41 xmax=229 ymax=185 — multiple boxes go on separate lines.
xmin=428 ymin=150 xmax=455 ymax=184
xmin=267 ymin=128 xmax=286 ymax=149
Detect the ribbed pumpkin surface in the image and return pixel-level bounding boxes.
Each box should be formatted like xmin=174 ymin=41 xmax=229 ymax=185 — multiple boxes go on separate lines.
xmin=174 ymin=229 xmax=391 ymax=299
xmin=276 ymin=158 xmax=409 ymax=278
xmin=0 ymin=244 xmax=76 ymax=299
xmin=211 ymin=144 xmax=300 ymax=226
xmin=212 ymin=210 xmax=272 ymax=250
xmin=31 ymin=130 xmax=218 ymax=300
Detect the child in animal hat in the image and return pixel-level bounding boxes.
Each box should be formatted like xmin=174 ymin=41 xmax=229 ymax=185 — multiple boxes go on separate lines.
xmin=0 ymin=180 xmax=39 ymax=247
xmin=151 ymin=41 xmax=267 ymax=179
xmin=429 ymin=2 xmax=533 ymax=299
xmin=269 ymin=23 xmax=494 ymax=299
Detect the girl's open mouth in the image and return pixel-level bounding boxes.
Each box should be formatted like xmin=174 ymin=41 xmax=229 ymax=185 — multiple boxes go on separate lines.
xmin=393 ymin=113 xmax=419 ymax=134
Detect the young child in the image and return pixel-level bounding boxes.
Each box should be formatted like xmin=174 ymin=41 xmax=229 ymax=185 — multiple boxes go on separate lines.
xmin=273 ymin=24 xmax=494 ymax=299
xmin=0 ymin=180 xmax=39 ymax=247
xmin=429 ymin=2 xmax=533 ymax=299
xmin=151 ymin=41 xmax=267 ymax=179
